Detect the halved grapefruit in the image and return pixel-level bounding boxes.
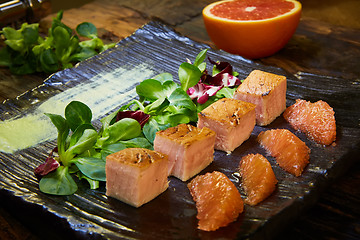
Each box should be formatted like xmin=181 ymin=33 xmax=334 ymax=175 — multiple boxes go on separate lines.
xmin=202 ymin=0 xmax=302 ymax=59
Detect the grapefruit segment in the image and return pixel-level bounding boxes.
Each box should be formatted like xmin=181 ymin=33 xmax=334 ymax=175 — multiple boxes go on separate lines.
xmin=257 ymin=129 xmax=310 ymax=177
xmin=239 ymin=153 xmax=277 ymax=206
xmin=202 ymin=0 xmax=302 ymax=59
xmin=283 ymin=99 xmax=336 ymax=145
xmin=187 ymin=171 xmax=244 ymax=231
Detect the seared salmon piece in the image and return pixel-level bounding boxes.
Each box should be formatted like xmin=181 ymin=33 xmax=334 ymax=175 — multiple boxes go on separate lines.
xmin=239 ymin=153 xmax=277 ymax=206
xmin=258 ymin=129 xmax=310 ymax=176
xmin=154 ymin=124 xmax=215 ymax=181
xmin=106 ymin=148 xmax=169 ymax=207
xmin=283 ymin=99 xmax=336 ymax=145
xmin=197 ymin=98 xmax=256 ymax=153
xmin=187 ymin=171 xmax=244 ymax=231
xmin=234 ymin=70 xmax=287 ymax=126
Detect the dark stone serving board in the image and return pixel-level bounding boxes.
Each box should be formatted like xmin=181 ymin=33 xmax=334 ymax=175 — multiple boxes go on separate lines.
xmin=0 ymin=21 xmax=359 ymax=240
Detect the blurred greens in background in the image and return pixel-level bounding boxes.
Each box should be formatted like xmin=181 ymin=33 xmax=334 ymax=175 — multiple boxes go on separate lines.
xmin=1 ymin=0 xmax=359 ymax=29
xmin=0 ymin=0 xmax=93 ymax=28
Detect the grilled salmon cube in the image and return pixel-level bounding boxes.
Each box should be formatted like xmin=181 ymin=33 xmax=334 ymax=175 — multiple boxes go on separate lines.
xmin=154 ymin=124 xmax=216 ymax=181
xmin=197 ymin=98 xmax=256 ymax=153
xmin=234 ymin=70 xmax=287 ymax=126
xmin=106 ymin=148 xmax=169 ymax=207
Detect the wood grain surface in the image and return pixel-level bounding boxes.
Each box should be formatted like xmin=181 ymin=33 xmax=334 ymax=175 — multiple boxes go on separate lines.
xmin=0 ymin=0 xmax=359 ymax=239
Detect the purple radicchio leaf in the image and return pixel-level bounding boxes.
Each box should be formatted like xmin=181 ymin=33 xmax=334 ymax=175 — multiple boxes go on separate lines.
xmin=186 ymin=57 xmax=241 ymax=104
xmin=34 ymin=147 xmax=60 ymax=179
xmin=203 ymin=57 xmax=241 ymax=87
xmin=116 ymin=110 xmax=150 ymax=128
xmin=187 ymin=82 xmax=223 ymax=104
xmin=208 ymin=57 xmax=233 ymax=73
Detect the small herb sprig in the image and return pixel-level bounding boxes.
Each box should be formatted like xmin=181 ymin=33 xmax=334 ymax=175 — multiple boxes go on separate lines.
xmin=0 ymin=11 xmax=115 ymax=75
xmin=35 ymin=49 xmax=241 ymax=195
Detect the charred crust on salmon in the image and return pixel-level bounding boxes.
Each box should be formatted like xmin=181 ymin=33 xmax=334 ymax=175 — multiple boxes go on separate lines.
xmin=107 ymin=148 xmax=166 ymax=167
xmin=155 ymin=124 xmax=215 ymax=146
xmin=262 ymin=90 xmax=270 ymax=96
xmin=230 ymin=111 xmax=241 ymax=125
xmin=135 ymin=151 xmax=157 ymax=164
xmin=147 ymin=153 xmax=155 ymax=163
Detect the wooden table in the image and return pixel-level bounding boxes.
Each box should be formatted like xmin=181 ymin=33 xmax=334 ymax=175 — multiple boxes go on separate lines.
xmin=1 ymin=0 xmax=359 ymax=239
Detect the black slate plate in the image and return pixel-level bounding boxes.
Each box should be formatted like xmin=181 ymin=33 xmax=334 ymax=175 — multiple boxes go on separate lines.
xmin=0 ymin=21 xmax=359 ymax=240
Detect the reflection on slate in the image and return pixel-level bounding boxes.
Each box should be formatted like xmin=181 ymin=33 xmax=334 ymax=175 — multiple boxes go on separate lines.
xmin=0 ymin=21 xmax=359 ymax=240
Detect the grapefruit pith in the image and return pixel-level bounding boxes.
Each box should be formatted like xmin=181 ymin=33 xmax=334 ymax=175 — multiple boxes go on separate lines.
xmin=202 ymin=0 xmax=302 ymax=59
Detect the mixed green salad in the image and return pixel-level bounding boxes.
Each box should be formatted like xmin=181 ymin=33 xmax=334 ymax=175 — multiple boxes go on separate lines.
xmin=0 ymin=11 xmax=115 ymax=75
xmin=34 ymin=49 xmax=243 ymax=195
